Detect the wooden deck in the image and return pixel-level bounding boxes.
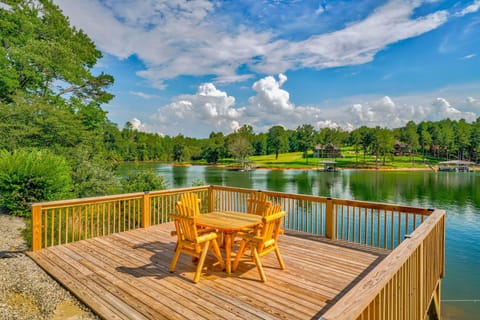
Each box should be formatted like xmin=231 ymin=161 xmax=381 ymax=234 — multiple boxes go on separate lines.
xmin=28 ymin=222 xmax=388 ymax=320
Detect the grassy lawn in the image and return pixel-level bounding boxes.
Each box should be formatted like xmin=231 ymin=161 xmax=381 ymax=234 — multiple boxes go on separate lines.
xmin=248 ymin=149 xmax=438 ymax=170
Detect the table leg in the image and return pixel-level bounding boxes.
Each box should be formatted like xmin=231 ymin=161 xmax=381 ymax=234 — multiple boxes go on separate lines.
xmin=224 ymin=233 xmax=232 ymax=274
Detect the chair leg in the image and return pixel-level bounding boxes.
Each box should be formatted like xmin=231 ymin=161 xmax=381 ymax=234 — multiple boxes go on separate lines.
xmin=274 ymin=246 xmax=286 ymax=270
xmin=210 ymin=239 xmax=225 ymax=269
xmin=233 ymin=239 xmax=247 ymax=271
xmin=169 ymin=244 xmax=182 ymax=273
xmin=252 ymin=246 xmax=266 ymax=282
xmin=193 ymin=240 xmax=210 ymax=283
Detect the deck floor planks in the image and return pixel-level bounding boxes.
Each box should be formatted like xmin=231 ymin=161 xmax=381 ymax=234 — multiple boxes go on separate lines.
xmin=94 ymin=230 xmax=272 ymax=320
xmin=28 ymin=222 xmax=388 ymax=320
xmin=64 ymin=242 xmax=200 ymax=320
xmin=80 ymin=237 xmax=243 ymax=320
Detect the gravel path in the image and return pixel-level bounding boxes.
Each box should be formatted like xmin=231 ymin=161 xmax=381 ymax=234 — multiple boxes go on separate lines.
xmin=0 ymin=213 xmax=99 ymax=320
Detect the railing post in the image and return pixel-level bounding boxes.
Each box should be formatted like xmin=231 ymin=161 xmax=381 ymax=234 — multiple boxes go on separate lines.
xmin=419 ymin=242 xmax=424 ymax=319
xmin=143 ymin=192 xmax=151 ymax=228
xmin=325 ymin=198 xmax=335 ymax=239
xmin=208 ymin=186 xmax=215 ymax=212
xmin=31 ymin=204 xmax=42 ymax=251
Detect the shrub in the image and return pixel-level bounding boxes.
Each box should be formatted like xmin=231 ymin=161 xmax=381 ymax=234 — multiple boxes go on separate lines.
xmin=0 ymin=149 xmax=72 ymax=216
xmin=121 ymin=169 xmax=167 ymax=193
xmin=69 ymin=147 xmax=122 ymax=198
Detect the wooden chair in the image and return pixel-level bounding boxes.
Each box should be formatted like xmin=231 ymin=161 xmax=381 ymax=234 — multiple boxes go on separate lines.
xmin=179 ymin=192 xmax=202 ymax=215
xmin=232 ymin=211 xmax=286 ymax=282
xmin=171 ymin=193 xmax=211 ymax=237
xmin=169 ymin=202 xmax=224 ymax=283
xmin=246 ymin=192 xmax=272 ymax=216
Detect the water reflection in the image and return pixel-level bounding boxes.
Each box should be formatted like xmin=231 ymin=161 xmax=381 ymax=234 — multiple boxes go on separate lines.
xmin=171 ymin=166 xmax=188 ymax=188
xmin=204 ymin=167 xmax=224 ymax=185
xmin=266 ymin=170 xmax=287 ymax=191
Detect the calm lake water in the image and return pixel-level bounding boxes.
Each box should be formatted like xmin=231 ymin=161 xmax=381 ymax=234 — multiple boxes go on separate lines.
xmin=119 ymin=163 xmax=480 ymax=319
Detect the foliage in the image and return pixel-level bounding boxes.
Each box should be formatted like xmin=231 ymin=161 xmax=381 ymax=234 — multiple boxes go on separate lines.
xmin=69 ymin=147 xmax=122 ymax=198
xmin=201 ymin=132 xmax=226 ymax=164
xmin=121 ymin=169 xmax=167 ymax=193
xmin=0 ymin=0 xmax=113 ymax=105
xmin=0 ymin=148 xmax=72 ymax=216
xmin=191 ymin=179 xmax=206 ymax=187
xmin=267 ymin=126 xmax=289 ymax=159
xmin=293 ymin=124 xmax=316 ymax=163
xmin=227 ymin=135 xmax=254 ymax=162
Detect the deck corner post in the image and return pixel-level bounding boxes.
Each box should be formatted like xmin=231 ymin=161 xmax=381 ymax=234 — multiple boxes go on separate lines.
xmin=325 ymin=198 xmax=335 ymax=239
xmin=143 ymin=192 xmax=151 ymax=228
xmin=31 ymin=204 xmax=42 ymax=251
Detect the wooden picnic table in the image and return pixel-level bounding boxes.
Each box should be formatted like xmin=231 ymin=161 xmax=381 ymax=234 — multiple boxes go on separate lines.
xmin=196 ymin=211 xmax=261 ymax=274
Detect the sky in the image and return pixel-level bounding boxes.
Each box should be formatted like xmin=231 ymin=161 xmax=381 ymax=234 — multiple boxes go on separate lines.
xmin=53 ymin=0 xmax=480 ymax=138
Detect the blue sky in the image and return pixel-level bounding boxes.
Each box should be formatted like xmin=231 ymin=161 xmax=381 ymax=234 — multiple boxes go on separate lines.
xmin=54 ymin=0 xmax=480 ymax=138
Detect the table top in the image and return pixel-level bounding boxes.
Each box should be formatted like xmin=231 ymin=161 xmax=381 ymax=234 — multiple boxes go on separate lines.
xmin=196 ymin=211 xmax=261 ymax=232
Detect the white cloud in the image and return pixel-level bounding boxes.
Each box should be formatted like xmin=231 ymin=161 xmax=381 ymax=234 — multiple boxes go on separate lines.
xmin=55 ymin=0 xmax=450 ymax=86
xmin=461 ymin=54 xmax=476 ymax=60
xmin=248 ymin=74 xmax=293 ymax=113
xmin=250 ymin=1 xmax=449 ymax=74
xmin=346 ymin=96 xmax=476 ymax=128
xmin=129 ymin=118 xmax=146 ymax=131
xmin=137 ymin=76 xmax=478 ymax=137
xmin=129 ymin=91 xmax=157 ymax=99
xmin=148 ymin=83 xmax=241 ymax=136
xmin=455 ymin=0 xmax=480 ymax=17
xmin=431 ymin=97 xmax=476 ymax=121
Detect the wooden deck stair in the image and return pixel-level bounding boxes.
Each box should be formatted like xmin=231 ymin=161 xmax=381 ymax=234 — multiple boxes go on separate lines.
xmin=28 ymin=222 xmax=388 ymax=320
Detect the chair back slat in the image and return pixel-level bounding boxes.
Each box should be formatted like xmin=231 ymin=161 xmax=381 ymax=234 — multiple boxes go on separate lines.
xmin=173 ymin=202 xmax=198 ymax=242
xmin=263 ymin=204 xmax=281 ymax=216
xmin=247 ymin=192 xmax=272 ymax=215
xmin=180 ymin=192 xmax=201 ymax=215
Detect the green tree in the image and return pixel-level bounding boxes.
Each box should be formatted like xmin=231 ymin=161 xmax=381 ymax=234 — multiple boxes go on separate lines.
xmin=470 ymin=118 xmax=480 ymax=162
xmin=418 ymin=122 xmax=432 ymax=163
xmin=173 ymin=135 xmax=186 ymax=162
xmin=349 ymin=129 xmax=362 ymax=166
xmin=401 ymin=121 xmax=420 ymax=164
xmin=228 ymin=135 xmax=254 ymax=164
xmin=252 ymin=133 xmax=267 ymax=155
xmin=372 ymin=127 xmax=395 ymax=166
xmin=0 ymin=148 xmax=72 ymax=216
xmin=0 ymin=0 xmax=113 ymax=104
xmin=266 ymin=125 xmax=289 ymax=159
xmin=294 ymin=124 xmax=316 ymax=163
xmin=438 ymin=120 xmax=455 ymax=160
xmin=359 ymin=126 xmax=374 ymax=163
xmin=455 ymin=119 xmax=471 ymax=160
xmin=201 ymin=132 xmax=226 ymax=164
xmin=121 ymin=170 xmax=167 ymax=193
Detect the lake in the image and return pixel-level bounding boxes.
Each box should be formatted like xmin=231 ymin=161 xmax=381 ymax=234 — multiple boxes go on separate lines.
xmin=119 ymin=163 xmax=480 ymax=320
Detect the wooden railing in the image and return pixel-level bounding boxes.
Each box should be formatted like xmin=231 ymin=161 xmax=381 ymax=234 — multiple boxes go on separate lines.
xmin=320 ymin=209 xmax=445 ymax=320
xmin=31 ymin=185 xmax=445 ymax=319
xmin=210 ymin=186 xmax=432 ymax=249
xmin=31 ymin=186 xmax=209 ymax=251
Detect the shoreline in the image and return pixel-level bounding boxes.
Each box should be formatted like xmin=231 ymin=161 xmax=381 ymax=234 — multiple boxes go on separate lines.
xmin=122 ymin=161 xmax=478 ymax=172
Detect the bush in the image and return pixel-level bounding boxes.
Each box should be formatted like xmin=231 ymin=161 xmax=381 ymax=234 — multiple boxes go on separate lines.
xmin=121 ymin=169 xmax=167 ymax=193
xmin=0 ymin=149 xmax=72 ymax=216
xmin=69 ymin=147 xmax=122 ymax=198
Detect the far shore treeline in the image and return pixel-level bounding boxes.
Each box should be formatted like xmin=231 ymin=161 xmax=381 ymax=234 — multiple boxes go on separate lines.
xmin=1 ymin=1 xmax=479 ymax=217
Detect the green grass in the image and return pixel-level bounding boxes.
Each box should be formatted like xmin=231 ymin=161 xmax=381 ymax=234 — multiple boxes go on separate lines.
xmin=249 ymin=149 xmax=439 ymax=170
xmin=191 ymin=147 xmax=450 ymax=170
xmin=250 ymin=152 xmax=318 ymax=169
